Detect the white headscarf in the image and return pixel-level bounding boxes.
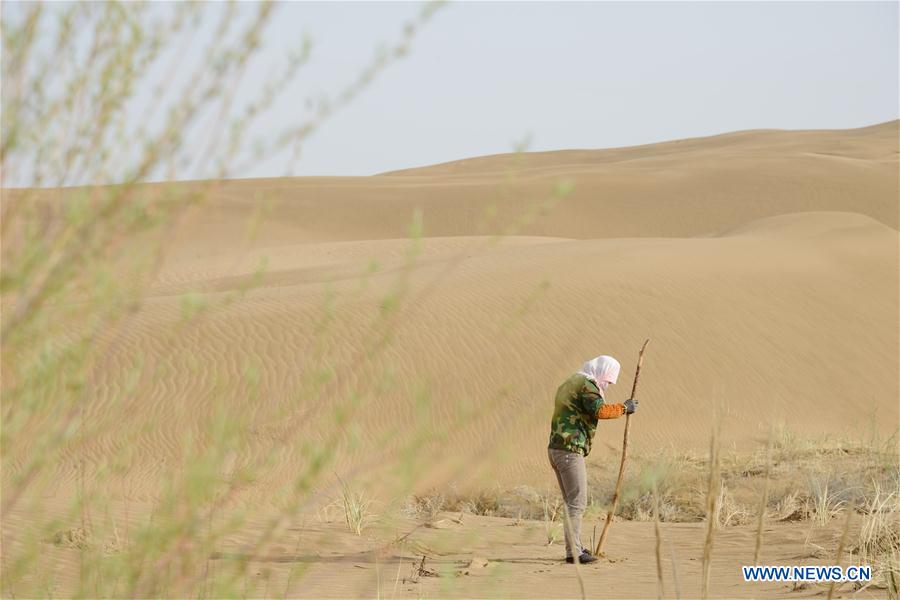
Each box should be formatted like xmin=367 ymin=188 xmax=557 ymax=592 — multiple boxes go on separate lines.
xmin=578 ymin=355 xmax=621 ymax=392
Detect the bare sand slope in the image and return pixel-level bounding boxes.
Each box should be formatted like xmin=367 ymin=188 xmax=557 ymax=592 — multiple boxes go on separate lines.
xmin=3 ymin=123 xmax=898 ymax=599
xmin=46 ymin=213 xmax=888 ymax=499
xmin=6 ymin=125 xmax=897 ymax=506
xmin=223 ymin=513 xmax=886 ymax=599
xmin=4 ymin=123 xmax=897 ymax=496
xmin=3 ymin=501 xmax=885 ymax=599
xmin=144 ymin=120 xmax=898 ymax=253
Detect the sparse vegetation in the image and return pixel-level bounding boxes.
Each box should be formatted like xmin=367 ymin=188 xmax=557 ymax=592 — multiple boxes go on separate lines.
xmin=807 ymin=477 xmax=847 ymax=526
xmin=713 ymin=483 xmax=751 ymax=527
xmin=400 ymin=434 xmax=897 ymax=531
xmin=339 ymin=477 xmax=374 ymax=536
xmin=406 ymin=491 xmax=446 ymax=523
xmin=851 ymin=485 xmax=900 ymax=594
xmin=1 ymin=2 xmax=452 ymax=596
xmin=541 ymin=490 xmax=564 ymax=546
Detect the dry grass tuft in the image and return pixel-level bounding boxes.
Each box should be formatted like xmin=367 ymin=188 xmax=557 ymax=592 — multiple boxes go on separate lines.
xmin=49 ymin=527 xmax=92 ymax=550
xmin=540 ymin=490 xmax=563 ymax=546
xmin=339 ymin=478 xmax=374 ymax=536
xmin=807 ymin=478 xmax=848 ymax=526
xmin=47 ymin=526 xmax=122 ymax=554
xmin=406 ymin=492 xmax=446 ymax=523
xmin=714 ymin=483 xmax=751 ymax=527
xmin=851 ymin=485 xmax=900 ymax=594
xmin=775 ymin=491 xmax=807 ymax=522
xmin=618 ymin=454 xmax=706 ymax=523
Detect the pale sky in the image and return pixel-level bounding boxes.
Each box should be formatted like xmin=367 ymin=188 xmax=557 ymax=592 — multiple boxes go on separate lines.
xmin=251 ymin=1 xmax=899 ymax=177
xmin=6 ymin=1 xmax=899 ymax=183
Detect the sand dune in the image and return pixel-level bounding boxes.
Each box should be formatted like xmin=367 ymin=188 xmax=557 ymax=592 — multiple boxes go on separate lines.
xmin=3 ymin=121 xmax=899 ymax=599
xmin=5 ymin=122 xmax=897 ymax=504
xmin=34 ymin=120 xmax=890 ymax=267
xmin=151 ymin=119 xmax=897 ymax=247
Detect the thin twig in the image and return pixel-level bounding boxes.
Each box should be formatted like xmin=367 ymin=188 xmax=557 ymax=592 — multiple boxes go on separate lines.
xmin=826 ymin=508 xmax=853 ymax=600
xmin=653 ymin=479 xmax=665 ymax=600
xmin=753 ymin=429 xmax=774 ymax=565
xmin=701 ymin=404 xmax=723 ymax=600
xmin=668 ymin=540 xmax=682 ymax=600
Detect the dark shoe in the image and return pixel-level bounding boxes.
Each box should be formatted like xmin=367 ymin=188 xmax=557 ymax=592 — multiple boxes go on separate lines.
xmin=565 ymin=550 xmax=599 ymax=564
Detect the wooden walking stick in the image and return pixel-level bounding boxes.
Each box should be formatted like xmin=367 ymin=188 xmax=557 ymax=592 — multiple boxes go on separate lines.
xmin=595 ymin=338 xmax=651 ymax=556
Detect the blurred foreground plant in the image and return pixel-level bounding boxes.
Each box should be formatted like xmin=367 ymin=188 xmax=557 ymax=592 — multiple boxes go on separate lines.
xmin=1 ymin=2 xmax=451 ymax=597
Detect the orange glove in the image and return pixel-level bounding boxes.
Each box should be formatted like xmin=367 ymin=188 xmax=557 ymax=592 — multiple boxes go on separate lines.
xmin=597 ymin=403 xmax=625 ymax=419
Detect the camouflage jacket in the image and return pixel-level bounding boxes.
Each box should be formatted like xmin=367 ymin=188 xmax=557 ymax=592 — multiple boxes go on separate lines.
xmin=548 ymin=373 xmax=623 ymax=456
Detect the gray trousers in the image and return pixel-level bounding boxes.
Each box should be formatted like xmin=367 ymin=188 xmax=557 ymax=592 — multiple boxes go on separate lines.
xmin=548 ymin=447 xmax=588 ymax=557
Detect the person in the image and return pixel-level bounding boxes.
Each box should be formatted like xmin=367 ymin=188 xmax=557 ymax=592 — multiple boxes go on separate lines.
xmin=547 ymin=355 xmax=638 ymax=564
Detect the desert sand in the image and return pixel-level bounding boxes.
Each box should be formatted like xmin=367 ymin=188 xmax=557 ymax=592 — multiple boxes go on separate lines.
xmin=2 ymin=121 xmax=898 ymax=598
